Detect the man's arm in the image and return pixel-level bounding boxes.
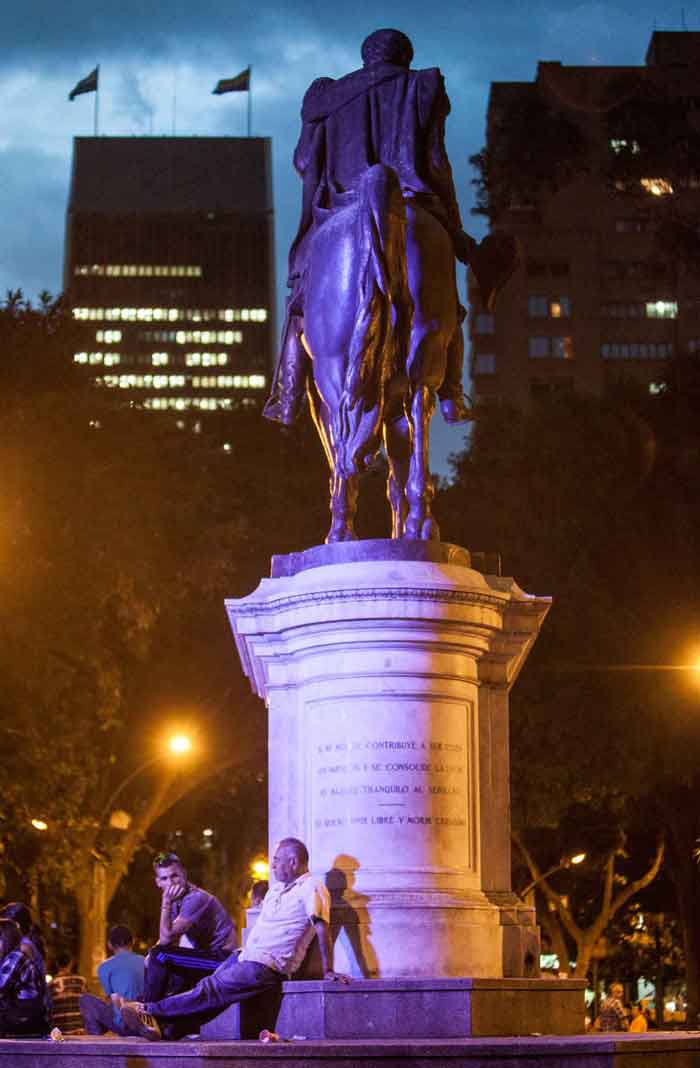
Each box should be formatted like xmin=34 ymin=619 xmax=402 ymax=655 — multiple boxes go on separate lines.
xmin=312 ymin=918 xmax=350 ymax=982
xmin=0 ymin=951 xmax=25 ymax=996
xmin=158 ymin=887 xmax=209 ymax=944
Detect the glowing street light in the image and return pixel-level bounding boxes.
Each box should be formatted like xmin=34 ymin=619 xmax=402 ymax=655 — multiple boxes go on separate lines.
xmin=520 ymin=852 xmax=587 ymax=898
xmin=30 ymin=818 xmax=48 ymax=832
xmin=251 ymin=858 xmax=270 ymax=880
xmin=168 ymin=733 xmax=192 ymax=755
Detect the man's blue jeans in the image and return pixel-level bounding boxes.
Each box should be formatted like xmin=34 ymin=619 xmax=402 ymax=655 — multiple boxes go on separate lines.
xmin=145 ymin=956 xmax=281 ymax=1038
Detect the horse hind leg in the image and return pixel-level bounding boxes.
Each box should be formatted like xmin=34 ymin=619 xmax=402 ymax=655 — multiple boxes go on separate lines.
xmin=307 ymin=383 xmax=360 ymax=543
xmin=405 ymin=385 xmax=440 ymax=541
xmin=383 ymin=410 xmax=411 ymax=539
xmin=328 ymin=471 xmax=360 ymax=543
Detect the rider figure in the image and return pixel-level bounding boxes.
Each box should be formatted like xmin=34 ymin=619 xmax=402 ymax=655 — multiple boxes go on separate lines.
xmin=263 ymin=27 xmax=479 ymax=428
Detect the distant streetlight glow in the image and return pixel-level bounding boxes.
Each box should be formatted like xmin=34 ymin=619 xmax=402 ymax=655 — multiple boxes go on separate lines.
xmin=31 ymin=818 xmax=48 ymax=831
xmin=168 ymin=733 xmax=192 ymax=755
xmin=203 ymin=828 xmax=214 ymax=838
xmin=251 ymin=858 xmax=269 ymax=880
xmin=520 ymin=851 xmax=587 ymax=898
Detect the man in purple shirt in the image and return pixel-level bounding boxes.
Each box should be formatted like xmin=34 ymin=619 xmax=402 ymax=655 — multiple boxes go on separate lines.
xmin=143 ymin=852 xmax=235 ymax=1003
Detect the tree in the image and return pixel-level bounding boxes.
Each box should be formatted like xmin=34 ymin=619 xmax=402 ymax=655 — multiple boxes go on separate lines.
xmin=470 ymin=91 xmax=591 ymax=221
xmin=0 ymin=292 xmax=341 ymax=974
xmin=439 ymin=383 xmax=700 ymax=1010
xmin=513 ymin=824 xmax=664 ymax=979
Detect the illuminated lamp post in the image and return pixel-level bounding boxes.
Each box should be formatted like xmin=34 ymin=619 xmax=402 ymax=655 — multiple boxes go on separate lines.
xmin=519 ymin=852 xmax=587 ymax=899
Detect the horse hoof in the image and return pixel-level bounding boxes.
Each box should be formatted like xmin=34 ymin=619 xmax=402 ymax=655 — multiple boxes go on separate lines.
xmin=421 ymin=518 xmax=440 ymax=541
xmin=326 ymin=526 xmax=358 ymax=543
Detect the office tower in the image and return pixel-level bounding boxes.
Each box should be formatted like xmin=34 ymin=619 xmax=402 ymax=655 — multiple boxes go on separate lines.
xmin=64 ymin=136 xmax=274 ymax=418
xmin=470 ymin=32 xmax=700 ymax=408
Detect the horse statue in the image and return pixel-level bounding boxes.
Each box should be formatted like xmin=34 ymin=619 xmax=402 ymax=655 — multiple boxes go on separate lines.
xmin=264 ymin=29 xmax=518 ymax=544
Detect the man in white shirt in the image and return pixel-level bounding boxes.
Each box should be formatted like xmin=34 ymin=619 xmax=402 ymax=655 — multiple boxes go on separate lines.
xmin=121 ymin=838 xmax=347 ymax=1041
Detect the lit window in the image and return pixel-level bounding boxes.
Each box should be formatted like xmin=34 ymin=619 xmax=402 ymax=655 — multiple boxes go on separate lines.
xmin=152 ymin=352 xmax=169 ymax=365
xmin=73 ymin=352 xmax=88 ymax=363
xmin=550 ymin=297 xmax=571 ymax=318
xmin=649 ymin=382 xmax=667 ymax=395
xmin=610 ymin=138 xmax=640 ymax=155
xmin=601 ymin=342 xmax=673 ymax=359
xmin=474 ymin=353 xmax=496 ymax=375
xmin=529 ymin=337 xmax=573 ymax=359
xmin=551 ymin=337 xmax=573 ymax=359
xmin=645 ymin=301 xmax=678 ymax=319
xmin=74 ymin=264 xmax=202 ymax=278
xmin=640 ymin=178 xmax=673 ymax=197
xmin=529 ymin=295 xmax=570 ymax=318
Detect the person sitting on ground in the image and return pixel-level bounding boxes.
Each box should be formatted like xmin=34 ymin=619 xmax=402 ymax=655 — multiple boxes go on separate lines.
xmin=0 ymin=918 xmax=49 ymax=1037
xmin=596 ymin=982 xmax=629 ymax=1031
xmin=79 ymin=924 xmax=145 ymax=1036
xmin=0 ymin=903 xmax=46 ymax=974
xmin=48 ymin=953 xmax=86 ymax=1035
xmin=628 ymin=1000 xmax=648 ymax=1033
xmin=121 ymin=837 xmax=348 ymax=1041
xmin=142 ymin=852 xmax=236 ymax=1006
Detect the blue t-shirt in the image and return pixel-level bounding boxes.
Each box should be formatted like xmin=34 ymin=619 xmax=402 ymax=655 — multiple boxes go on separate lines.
xmin=98 ymin=951 xmax=145 ymax=1026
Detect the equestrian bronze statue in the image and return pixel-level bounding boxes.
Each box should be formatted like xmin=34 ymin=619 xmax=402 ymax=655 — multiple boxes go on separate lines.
xmin=265 ymin=28 xmax=517 ymax=543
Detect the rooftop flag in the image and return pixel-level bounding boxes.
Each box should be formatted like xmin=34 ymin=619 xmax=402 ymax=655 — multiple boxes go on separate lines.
xmin=212 ymin=67 xmax=250 ymax=95
xmin=69 ymin=67 xmax=99 ymax=101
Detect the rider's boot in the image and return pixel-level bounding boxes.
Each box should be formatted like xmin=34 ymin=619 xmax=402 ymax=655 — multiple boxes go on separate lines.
xmin=439 ymin=312 xmax=473 ymax=425
xmin=263 ymin=313 xmax=308 ymax=426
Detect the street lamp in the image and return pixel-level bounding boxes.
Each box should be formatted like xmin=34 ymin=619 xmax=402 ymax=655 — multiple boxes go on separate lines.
xmin=251 ymin=858 xmax=270 ymax=880
xmin=30 ymin=818 xmax=48 ymax=832
xmin=520 ymin=852 xmax=586 ymax=898
xmin=168 ymin=733 xmax=193 ymax=755
xmin=98 ymin=732 xmax=194 ymax=827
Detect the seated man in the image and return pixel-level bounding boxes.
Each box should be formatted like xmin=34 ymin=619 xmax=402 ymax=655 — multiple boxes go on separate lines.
xmin=49 ymin=954 xmax=87 ymax=1034
xmin=143 ymin=852 xmax=236 ymax=1003
xmin=121 ymin=837 xmax=346 ymax=1041
xmin=80 ymin=925 xmax=145 ymax=1036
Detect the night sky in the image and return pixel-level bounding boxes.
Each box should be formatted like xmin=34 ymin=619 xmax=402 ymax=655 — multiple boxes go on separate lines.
xmin=0 ymin=0 xmax=689 ymax=470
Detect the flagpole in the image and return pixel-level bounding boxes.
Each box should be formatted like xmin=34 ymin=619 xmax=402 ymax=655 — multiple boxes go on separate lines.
xmin=247 ymin=66 xmax=252 ymax=137
xmin=94 ymin=64 xmax=100 ymax=136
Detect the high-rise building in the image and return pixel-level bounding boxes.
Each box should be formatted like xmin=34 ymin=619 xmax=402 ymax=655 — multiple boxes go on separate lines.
xmin=64 ymin=136 xmax=274 ymax=418
xmin=470 ymin=32 xmax=700 ymax=408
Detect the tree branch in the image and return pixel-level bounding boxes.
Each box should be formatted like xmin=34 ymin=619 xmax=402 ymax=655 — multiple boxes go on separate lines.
xmin=512 ymin=831 xmax=583 ymax=942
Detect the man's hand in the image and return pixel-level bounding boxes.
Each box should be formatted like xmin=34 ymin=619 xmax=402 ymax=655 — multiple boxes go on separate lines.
xmin=161 ymin=883 xmax=182 ymax=904
xmin=324 ymin=970 xmax=351 ymax=984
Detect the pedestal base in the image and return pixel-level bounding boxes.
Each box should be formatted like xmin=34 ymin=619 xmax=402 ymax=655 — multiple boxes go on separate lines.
xmin=200 ymin=977 xmax=586 ymax=1040
xmin=226 ymin=541 xmax=552 ymax=981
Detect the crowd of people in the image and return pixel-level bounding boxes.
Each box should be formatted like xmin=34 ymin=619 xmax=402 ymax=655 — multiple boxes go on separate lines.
xmin=0 ymin=836 xmax=346 ymax=1041
xmin=1 ymin=849 xmax=671 ymax=1043
xmin=591 ymin=982 xmax=654 ymax=1032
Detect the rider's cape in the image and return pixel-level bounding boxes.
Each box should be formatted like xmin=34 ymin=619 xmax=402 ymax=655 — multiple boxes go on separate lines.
xmin=264 ymin=63 xmax=464 ymax=425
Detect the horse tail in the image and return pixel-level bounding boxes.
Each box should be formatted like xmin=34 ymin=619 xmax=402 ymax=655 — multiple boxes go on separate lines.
xmin=334 ymin=163 xmax=411 ymax=476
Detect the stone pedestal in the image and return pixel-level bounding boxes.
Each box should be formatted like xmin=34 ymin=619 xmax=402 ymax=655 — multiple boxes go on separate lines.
xmin=200 ymin=977 xmax=586 ymax=1040
xmin=226 ymin=541 xmax=550 ymax=981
